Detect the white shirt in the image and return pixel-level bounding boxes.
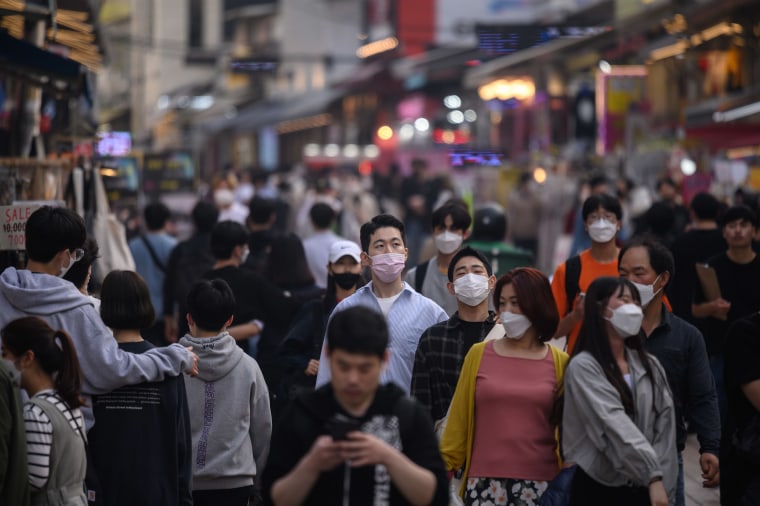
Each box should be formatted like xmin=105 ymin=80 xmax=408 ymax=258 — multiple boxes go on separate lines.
xmin=302 ymin=230 xmax=350 ymax=289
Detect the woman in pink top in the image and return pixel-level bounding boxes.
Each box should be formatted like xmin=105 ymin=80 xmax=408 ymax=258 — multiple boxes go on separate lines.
xmin=440 ymin=267 xmax=569 ymax=506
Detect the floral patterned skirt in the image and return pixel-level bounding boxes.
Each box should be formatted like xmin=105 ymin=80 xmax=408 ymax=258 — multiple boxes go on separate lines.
xmin=464 ymin=477 xmax=548 ymax=506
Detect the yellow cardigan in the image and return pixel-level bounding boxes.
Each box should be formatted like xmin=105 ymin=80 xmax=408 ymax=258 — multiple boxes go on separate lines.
xmin=439 ymin=341 xmax=569 ymax=498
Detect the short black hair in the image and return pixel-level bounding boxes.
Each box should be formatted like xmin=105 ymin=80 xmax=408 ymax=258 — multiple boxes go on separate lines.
xmin=431 ymin=199 xmax=471 ymax=231
xmin=689 ymin=192 xmax=721 ymax=221
xmin=143 ymin=202 xmax=171 ymax=231
xmin=360 ymin=214 xmax=406 ymax=252
xmin=192 ymin=201 xmax=219 ymax=233
xmin=248 ymin=196 xmax=276 ymax=225
xmin=619 ymin=237 xmax=675 ymax=281
xmin=656 ymin=176 xmax=677 ymax=191
xmin=63 ymin=236 xmax=100 ymax=290
xmin=309 ymin=203 xmax=336 ymax=230
xmin=582 ymin=194 xmax=623 ymax=221
xmin=100 ymin=270 xmax=156 ymax=330
xmin=327 ymin=306 xmax=388 ymax=358
xmin=211 ymin=220 xmax=249 ymax=260
xmin=588 ymin=175 xmax=609 ymax=190
xmin=720 ymin=205 xmax=758 ymax=228
xmin=447 ymin=246 xmax=492 ymax=282
xmin=26 ymin=206 xmax=87 ymax=263
xmin=186 ymin=279 xmax=236 ymax=332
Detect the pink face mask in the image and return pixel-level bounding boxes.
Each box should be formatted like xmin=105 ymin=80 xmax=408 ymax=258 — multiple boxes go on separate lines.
xmin=370 ymin=253 xmax=406 ymax=283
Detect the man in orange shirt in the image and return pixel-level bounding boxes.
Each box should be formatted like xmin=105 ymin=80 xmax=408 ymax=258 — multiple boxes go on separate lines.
xmin=551 ymin=194 xmax=622 ymax=352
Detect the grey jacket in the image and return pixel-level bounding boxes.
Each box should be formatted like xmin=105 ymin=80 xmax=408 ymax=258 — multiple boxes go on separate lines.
xmin=180 ymin=333 xmax=271 ymax=491
xmin=563 ymin=349 xmax=678 ymax=503
xmin=0 ymin=268 xmax=193 ymax=429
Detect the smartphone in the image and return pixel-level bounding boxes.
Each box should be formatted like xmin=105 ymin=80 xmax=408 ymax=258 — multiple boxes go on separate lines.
xmin=326 ymin=413 xmax=361 ymax=441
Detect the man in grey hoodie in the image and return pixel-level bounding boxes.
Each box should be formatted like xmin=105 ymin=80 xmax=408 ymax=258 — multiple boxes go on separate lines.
xmin=0 ymin=206 xmax=197 ymax=431
xmin=180 ymin=279 xmax=272 ymax=506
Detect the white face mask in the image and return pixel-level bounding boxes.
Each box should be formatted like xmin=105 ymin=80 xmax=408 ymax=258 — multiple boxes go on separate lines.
xmin=605 ymin=303 xmax=643 ymax=338
xmin=500 ymin=311 xmax=532 ymax=339
xmin=588 ymin=218 xmax=617 ymax=243
xmin=453 ymin=273 xmax=490 ymax=307
xmin=631 ymin=275 xmax=661 ymax=308
xmin=239 ymin=246 xmax=250 ymax=265
xmin=434 ymin=231 xmax=463 ymax=255
xmin=59 ymin=251 xmax=78 ymax=277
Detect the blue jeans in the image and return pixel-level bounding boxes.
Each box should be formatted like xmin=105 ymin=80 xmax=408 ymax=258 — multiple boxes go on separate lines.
xmin=676 ymin=452 xmax=684 ymax=506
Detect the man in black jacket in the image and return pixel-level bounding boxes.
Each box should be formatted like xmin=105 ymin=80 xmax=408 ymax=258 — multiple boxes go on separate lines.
xmin=618 ymin=237 xmax=720 ymax=506
xmin=262 ymin=306 xmax=448 ymax=506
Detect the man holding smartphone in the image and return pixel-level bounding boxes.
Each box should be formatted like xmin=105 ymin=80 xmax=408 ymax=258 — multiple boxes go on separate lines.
xmin=262 ymin=306 xmax=448 ymax=506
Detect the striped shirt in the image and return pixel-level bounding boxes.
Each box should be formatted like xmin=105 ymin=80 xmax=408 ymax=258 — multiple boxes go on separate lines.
xmin=24 ymin=390 xmax=85 ymax=490
xmin=315 ymin=282 xmax=448 ymax=393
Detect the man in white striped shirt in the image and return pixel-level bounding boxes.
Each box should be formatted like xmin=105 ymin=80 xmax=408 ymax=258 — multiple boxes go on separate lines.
xmin=316 ymin=214 xmax=448 ymax=393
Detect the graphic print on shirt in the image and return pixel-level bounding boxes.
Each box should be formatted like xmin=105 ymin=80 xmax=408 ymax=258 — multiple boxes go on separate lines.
xmin=361 ymin=414 xmax=402 ymax=506
xmin=196 ymin=382 xmax=215 ymax=469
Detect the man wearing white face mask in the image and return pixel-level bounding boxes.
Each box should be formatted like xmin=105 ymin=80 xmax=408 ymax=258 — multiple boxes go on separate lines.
xmin=411 ymin=247 xmax=498 ymax=424
xmin=405 ymin=200 xmax=472 ymax=316
xmin=551 ymin=193 xmax=623 ymax=353
xmin=316 ymin=214 xmax=448 ymax=394
xmin=619 ymin=238 xmax=720 ymax=506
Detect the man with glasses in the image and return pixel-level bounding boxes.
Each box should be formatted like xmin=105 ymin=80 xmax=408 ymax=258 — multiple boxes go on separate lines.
xmin=0 ymin=206 xmax=198 ymax=433
xmin=551 ymin=194 xmax=623 ymax=353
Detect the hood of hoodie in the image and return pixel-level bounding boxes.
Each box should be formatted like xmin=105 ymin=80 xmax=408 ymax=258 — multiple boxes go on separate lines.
xmin=179 ymin=332 xmax=244 ymax=382
xmin=0 ymin=268 xmax=95 ymax=315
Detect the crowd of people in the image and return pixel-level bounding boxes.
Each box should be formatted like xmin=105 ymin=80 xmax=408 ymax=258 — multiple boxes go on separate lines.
xmin=0 ymin=161 xmax=759 ymax=506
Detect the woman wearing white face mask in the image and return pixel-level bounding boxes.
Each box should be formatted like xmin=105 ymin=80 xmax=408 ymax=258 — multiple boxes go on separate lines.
xmin=441 ymin=268 xmax=569 ymax=505
xmin=562 ymin=277 xmax=677 ymax=506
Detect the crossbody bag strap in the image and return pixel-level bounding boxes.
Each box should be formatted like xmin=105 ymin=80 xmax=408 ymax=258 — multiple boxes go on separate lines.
xmin=140 ymin=235 xmax=167 ymax=273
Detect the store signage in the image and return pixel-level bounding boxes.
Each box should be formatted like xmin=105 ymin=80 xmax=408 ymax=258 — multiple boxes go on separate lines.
xmin=0 ymin=204 xmax=40 ymax=250
xmin=142 ymin=152 xmax=195 ymax=198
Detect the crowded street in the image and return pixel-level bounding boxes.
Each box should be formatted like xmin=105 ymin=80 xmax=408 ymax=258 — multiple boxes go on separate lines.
xmin=0 ymin=0 xmax=759 ymax=505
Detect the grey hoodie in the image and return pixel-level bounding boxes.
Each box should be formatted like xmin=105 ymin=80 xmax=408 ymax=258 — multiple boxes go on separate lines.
xmin=0 ymin=268 xmax=193 ymax=428
xmin=180 ymin=332 xmax=271 ymax=491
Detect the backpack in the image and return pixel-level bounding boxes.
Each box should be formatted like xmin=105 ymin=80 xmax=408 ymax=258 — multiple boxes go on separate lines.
xmin=563 ymin=255 xmax=582 ymax=315
xmin=172 ymin=249 xmax=215 ymax=309
xmin=414 ymin=260 xmax=430 ymax=294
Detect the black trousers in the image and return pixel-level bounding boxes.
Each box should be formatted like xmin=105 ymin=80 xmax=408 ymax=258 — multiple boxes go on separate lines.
xmin=568 ymin=467 xmax=649 ymax=506
xmin=192 ymin=486 xmax=254 ymax=506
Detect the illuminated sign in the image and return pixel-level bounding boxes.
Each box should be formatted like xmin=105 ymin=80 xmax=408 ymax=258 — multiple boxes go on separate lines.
xmin=96 ymin=131 xmax=131 ymax=156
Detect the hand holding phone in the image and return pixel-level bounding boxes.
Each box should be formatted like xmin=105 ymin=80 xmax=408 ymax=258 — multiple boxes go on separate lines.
xmin=327 ymin=413 xmax=361 ymax=441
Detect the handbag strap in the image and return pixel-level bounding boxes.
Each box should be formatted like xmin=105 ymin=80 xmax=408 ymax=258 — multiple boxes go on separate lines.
xmin=139 ymin=235 xmax=166 ymax=273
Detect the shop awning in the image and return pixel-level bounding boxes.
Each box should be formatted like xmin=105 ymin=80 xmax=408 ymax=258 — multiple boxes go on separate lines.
xmin=686 ymin=124 xmax=760 ymax=152
xmin=0 ymin=30 xmax=84 ymax=94
xmin=201 ymin=88 xmax=344 ymax=135
xmin=463 ymin=31 xmax=611 ymax=88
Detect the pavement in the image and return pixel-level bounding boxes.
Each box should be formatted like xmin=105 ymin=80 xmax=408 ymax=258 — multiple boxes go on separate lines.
xmin=683 ymin=433 xmax=721 ymax=505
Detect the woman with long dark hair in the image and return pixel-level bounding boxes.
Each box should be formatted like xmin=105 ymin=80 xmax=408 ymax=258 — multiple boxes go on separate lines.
xmin=1 ymin=316 xmax=87 ymax=505
xmin=441 ymin=267 xmax=569 ymax=505
xmin=562 ymin=276 xmax=676 ymax=506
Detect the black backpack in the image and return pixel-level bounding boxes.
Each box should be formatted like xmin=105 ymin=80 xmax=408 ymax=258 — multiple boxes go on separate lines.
xmin=564 ymin=255 xmax=582 ymax=315
xmin=172 ymin=249 xmax=215 ymax=309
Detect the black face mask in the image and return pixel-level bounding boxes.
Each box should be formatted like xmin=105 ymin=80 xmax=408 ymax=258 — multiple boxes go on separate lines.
xmin=332 ymin=272 xmax=361 ymax=290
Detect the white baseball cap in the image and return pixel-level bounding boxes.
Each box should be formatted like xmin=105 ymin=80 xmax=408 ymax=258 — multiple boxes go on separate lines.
xmin=329 ymin=240 xmax=362 ymax=264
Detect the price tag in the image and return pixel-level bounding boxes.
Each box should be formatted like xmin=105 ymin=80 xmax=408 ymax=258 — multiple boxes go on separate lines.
xmin=0 ymin=204 xmax=41 ymax=250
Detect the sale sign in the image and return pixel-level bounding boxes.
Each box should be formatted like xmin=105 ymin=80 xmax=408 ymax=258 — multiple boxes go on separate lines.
xmin=0 ymin=204 xmax=41 ymax=250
